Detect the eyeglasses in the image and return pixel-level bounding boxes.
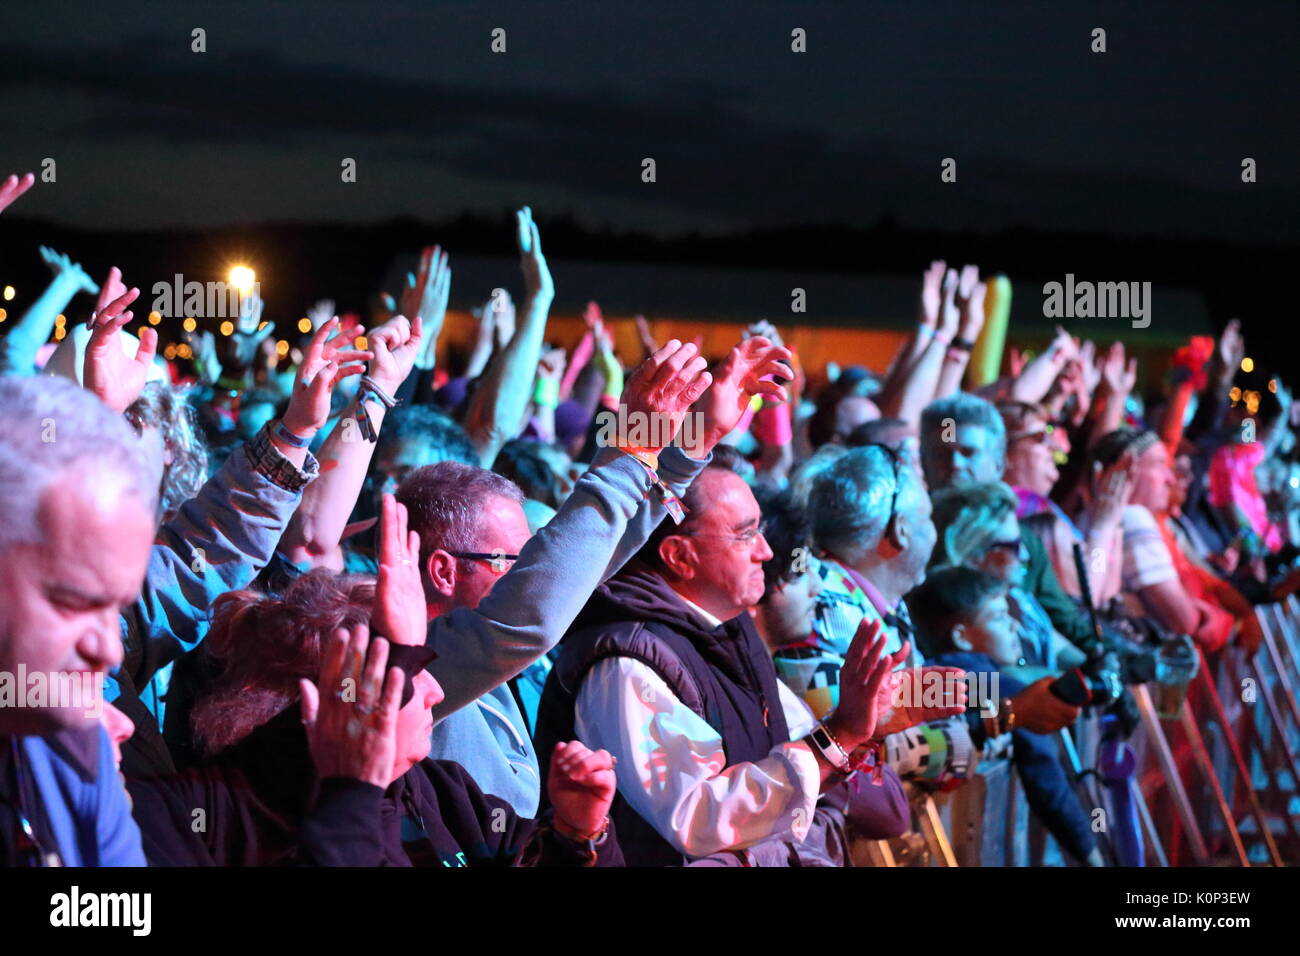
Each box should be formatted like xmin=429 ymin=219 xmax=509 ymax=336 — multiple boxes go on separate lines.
xmin=680 ymin=519 xmax=769 ymax=548
xmin=449 ymin=552 xmax=519 ymax=572
xmin=1010 ymin=426 xmax=1069 ymax=467
xmin=986 ymin=538 xmax=1022 ymax=555
xmin=862 ymin=442 xmax=904 ymax=529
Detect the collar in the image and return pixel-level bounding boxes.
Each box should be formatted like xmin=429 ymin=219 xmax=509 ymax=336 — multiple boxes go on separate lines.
xmin=830 ymin=557 xmax=895 ymax=618
xmin=672 ymin=591 xmax=724 ymax=630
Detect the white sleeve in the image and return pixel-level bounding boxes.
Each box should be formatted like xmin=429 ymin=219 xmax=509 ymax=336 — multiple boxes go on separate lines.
xmin=574 ymin=656 xmax=820 ymax=858
xmin=778 ymin=679 xmax=816 ymax=739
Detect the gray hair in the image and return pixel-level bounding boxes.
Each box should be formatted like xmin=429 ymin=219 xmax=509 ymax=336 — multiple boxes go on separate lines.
xmin=0 ymin=376 xmax=158 ymax=552
xmin=809 ymin=445 xmax=923 ymax=563
xmin=929 ymin=481 xmax=1019 ymax=568
xmin=920 ymin=392 xmax=1007 ymax=470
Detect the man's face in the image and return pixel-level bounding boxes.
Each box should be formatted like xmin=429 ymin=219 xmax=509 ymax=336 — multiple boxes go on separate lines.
xmin=896 ymin=484 xmax=937 ymax=591
xmin=960 ymin=593 xmax=1022 ymax=667
xmin=1004 ymin=415 xmax=1059 ymax=497
xmin=924 ymin=423 xmax=1001 ymax=489
xmin=1130 ymin=443 xmax=1174 ymax=514
xmin=760 ymin=556 xmax=824 ymax=646
xmin=673 ymin=471 xmax=774 ymax=618
xmin=390 ymin=670 xmax=444 ymax=783
xmin=0 ymin=479 xmax=153 ymax=733
xmin=450 ymin=494 xmax=533 ymax=611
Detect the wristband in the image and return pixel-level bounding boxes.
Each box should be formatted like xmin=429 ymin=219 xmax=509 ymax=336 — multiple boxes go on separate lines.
xmin=272 ymin=420 xmax=311 ymax=449
xmin=951 ymin=335 xmax=975 ymax=351
xmin=533 ymin=376 xmax=560 ymax=409
xmin=917 ymin=324 xmax=936 ymax=339
xmin=805 ymin=722 xmax=854 ymax=775
xmin=932 ymin=329 xmax=952 ymax=348
xmin=616 ymin=446 xmax=686 ymax=524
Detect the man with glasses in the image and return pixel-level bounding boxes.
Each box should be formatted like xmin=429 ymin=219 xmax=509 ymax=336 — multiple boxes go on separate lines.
xmin=534 ymin=456 xmax=963 ymax=864
xmin=396 ymin=336 xmax=795 ymax=816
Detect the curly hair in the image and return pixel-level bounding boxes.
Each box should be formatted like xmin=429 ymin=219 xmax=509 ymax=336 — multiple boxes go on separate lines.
xmin=124 ymin=381 xmax=208 ymax=520
xmin=190 ymin=570 xmax=375 ymax=755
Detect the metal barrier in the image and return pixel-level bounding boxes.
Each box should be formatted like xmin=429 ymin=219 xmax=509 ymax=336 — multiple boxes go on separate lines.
xmin=856 ymin=602 xmax=1300 ymax=866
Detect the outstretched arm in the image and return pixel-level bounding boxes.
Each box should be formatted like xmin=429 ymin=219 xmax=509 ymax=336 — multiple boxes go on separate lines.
xmin=463 ymin=207 xmax=555 ymax=467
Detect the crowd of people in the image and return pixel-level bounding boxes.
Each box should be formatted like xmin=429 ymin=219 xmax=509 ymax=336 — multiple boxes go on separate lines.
xmin=1 ymin=168 xmax=1297 ymax=867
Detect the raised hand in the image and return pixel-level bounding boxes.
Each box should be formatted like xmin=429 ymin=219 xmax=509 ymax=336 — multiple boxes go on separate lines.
xmin=685 ymin=335 xmax=794 ymax=456
xmin=1088 ymin=449 xmax=1135 ymax=531
xmin=633 ymin=314 xmax=659 ymax=359
xmin=956 ymin=266 xmax=987 ymax=343
xmin=822 ymin=618 xmax=896 ymax=752
xmin=299 ymin=626 xmax=404 ymax=788
xmin=371 ymin=494 xmax=426 ymax=648
xmin=918 ymin=260 xmax=945 ymax=330
xmin=398 ymin=246 xmax=451 ymax=371
xmin=0 ymin=173 xmax=34 ymax=216
xmin=1099 ymin=341 xmax=1136 ymax=396
xmin=1216 ymin=318 xmax=1245 ymax=374
xmin=875 ymin=657 xmax=968 ymax=737
xmin=366 ymin=312 xmax=424 ymax=395
xmin=184 ymin=329 xmax=222 ymax=385
xmin=538 ymin=345 xmax=567 ymax=382
xmin=516 ymin=206 xmax=553 ymax=303
xmin=491 ymin=287 xmax=517 ymax=351
xmin=281 ymin=315 xmax=372 ymax=439
xmin=84 ymin=281 xmax=153 ymax=413
xmin=38 ymin=246 xmax=99 ymax=296
xmin=618 ymin=339 xmax=714 ymax=456
xmin=547 ymin=741 xmax=617 ymax=841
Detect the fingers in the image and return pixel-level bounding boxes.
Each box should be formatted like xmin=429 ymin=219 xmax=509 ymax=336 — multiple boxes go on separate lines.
xmin=377 ymin=666 xmax=405 ymax=732
xmin=135 ymin=327 xmax=159 ymax=366
xmin=516 ymin=206 xmax=533 ymax=254
xmin=358 ymin=634 xmax=390 ymax=713
xmin=299 ymin=679 xmax=320 ymax=727
xmin=319 ymin=628 xmax=351 ymax=700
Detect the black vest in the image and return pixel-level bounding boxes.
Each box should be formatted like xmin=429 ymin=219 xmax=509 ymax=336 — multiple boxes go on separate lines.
xmin=534 ymin=570 xmax=790 ymax=866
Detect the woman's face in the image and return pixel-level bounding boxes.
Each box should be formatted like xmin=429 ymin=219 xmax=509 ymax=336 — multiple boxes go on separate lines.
xmin=971 ymin=511 xmax=1025 ymax=586
xmin=390 ymin=670 xmax=444 ymax=783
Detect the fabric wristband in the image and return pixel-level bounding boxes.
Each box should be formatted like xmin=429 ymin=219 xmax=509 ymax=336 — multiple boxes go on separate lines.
xmin=533 ymin=376 xmax=560 ymax=408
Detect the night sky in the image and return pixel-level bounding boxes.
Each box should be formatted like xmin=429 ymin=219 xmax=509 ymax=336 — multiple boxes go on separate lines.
xmin=1 ymin=1 xmax=1295 ymax=240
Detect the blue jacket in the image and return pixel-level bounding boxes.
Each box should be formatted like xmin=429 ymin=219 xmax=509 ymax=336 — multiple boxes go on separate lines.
xmin=107 ymin=423 xmax=317 ymax=775
xmin=17 ymin=726 xmax=145 ymax=866
xmin=425 ymin=446 xmax=708 ymax=815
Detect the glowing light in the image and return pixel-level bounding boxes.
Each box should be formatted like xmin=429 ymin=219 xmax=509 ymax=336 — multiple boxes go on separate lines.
xmin=1241 ymin=357 xmax=1254 ymax=373
xmin=229 ymin=266 xmax=256 ymax=293
xmin=276 ymin=340 xmax=290 ymax=356
xmin=183 ymin=317 xmax=197 ymax=333
xmin=1268 ymin=379 xmax=1277 ymax=393
xmin=219 ymin=321 xmax=235 ymax=336
xmin=354 ymin=335 xmax=368 ymax=350
xmin=53 ymin=326 xmax=65 ymax=341
xmin=176 ymin=343 xmax=193 ymax=359
xmin=2 ymin=286 xmax=14 ymax=301
xmin=1229 ymin=387 xmax=1242 ymax=403
xmin=0 ymin=308 xmax=7 ymax=322
xmin=298 ymin=317 xmax=313 ymax=333
xmin=148 ymin=311 xmax=162 ymax=325
xmin=258 ymin=320 xmax=269 ymax=331
xmin=54 ymin=313 xmax=66 ymax=327
xmin=163 ymin=344 xmax=177 ymax=360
